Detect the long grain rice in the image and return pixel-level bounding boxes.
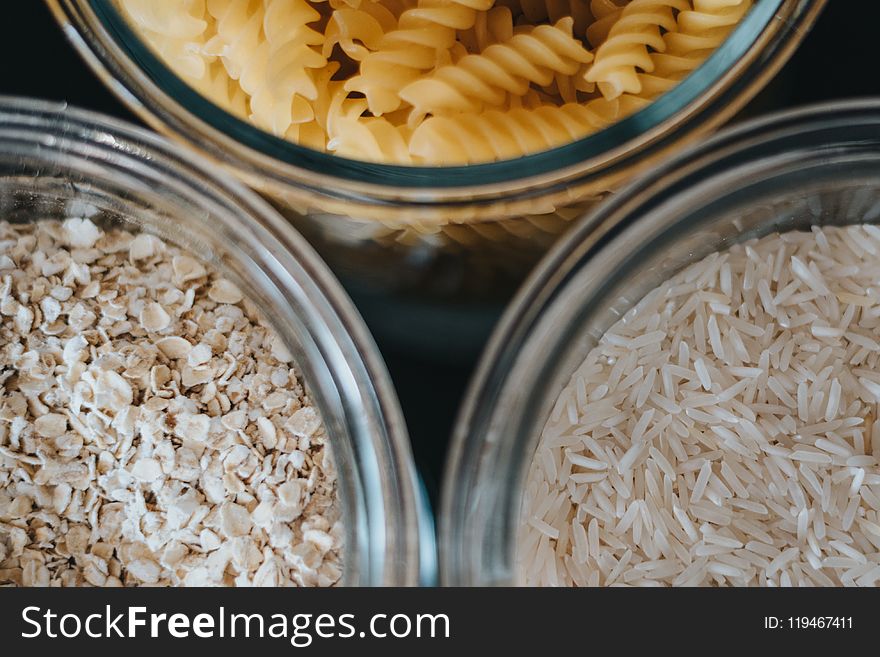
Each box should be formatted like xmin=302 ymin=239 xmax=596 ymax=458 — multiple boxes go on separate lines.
xmin=518 ymin=226 xmax=880 ymax=587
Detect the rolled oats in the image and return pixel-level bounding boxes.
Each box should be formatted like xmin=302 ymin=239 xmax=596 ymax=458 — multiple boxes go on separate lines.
xmin=0 ymin=219 xmax=342 ymax=587
xmin=33 ymin=413 xmax=67 ymax=438
xmin=139 ymin=302 xmax=172 ymax=332
xmin=155 ymin=336 xmax=192 ymax=359
xmin=208 ymin=279 xmax=243 ymax=305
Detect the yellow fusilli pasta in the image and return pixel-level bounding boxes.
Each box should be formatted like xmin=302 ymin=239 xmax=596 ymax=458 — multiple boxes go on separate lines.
xmin=345 ymin=0 xmax=495 ymax=115
xmin=457 ymin=5 xmax=514 ymax=52
xmin=118 ymin=0 xmax=211 ymax=82
xmin=585 ymin=0 xmax=690 ymax=99
xmin=653 ymin=0 xmax=753 ymax=81
xmin=399 ymin=17 xmax=593 ymax=122
xmin=328 ymin=116 xmax=414 ymax=162
xmin=518 ymin=0 xmax=594 ymax=36
xmin=199 ymin=61 xmax=252 ymax=117
xmin=118 ymin=0 xmax=754 ymax=165
xmin=408 ymin=96 xmax=648 ymax=164
xmin=204 ymin=0 xmax=327 ymax=136
xmin=323 ymin=3 xmax=398 ymax=61
xmin=586 ymin=0 xmax=626 ymax=47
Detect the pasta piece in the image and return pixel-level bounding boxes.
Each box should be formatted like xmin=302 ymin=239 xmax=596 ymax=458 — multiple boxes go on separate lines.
xmin=653 ymin=0 xmax=753 ymax=82
xmin=117 ymin=0 xmax=753 ymax=165
xmin=435 ymin=40 xmax=473 ymax=67
xmin=330 ymin=0 xmax=420 ymax=17
xmin=508 ymin=86 xmax=552 ymax=109
xmin=632 ymin=71 xmax=677 ymax=99
xmin=286 ymin=119 xmax=331 ymax=149
xmin=205 ymin=0 xmax=327 ymax=136
xmin=585 ymin=0 xmax=690 ymax=100
xmin=323 ymin=2 xmax=398 ymax=60
xmin=518 ymin=0 xmax=596 ymax=35
xmin=118 ymin=0 xmax=255 ymax=117
xmin=324 ymin=0 xmax=366 ymax=8
xmin=327 ymin=116 xmax=414 ymax=163
xmin=457 ymin=5 xmax=514 ymax=52
xmin=586 ymin=0 xmax=628 ymax=48
xmin=199 ymin=61 xmax=251 ymax=118
xmin=493 ymin=0 xmax=525 ymax=17
xmin=345 ymin=0 xmax=496 ymax=115
xmin=321 ymin=76 xmax=370 ymax=134
xmin=399 ymin=17 xmax=593 ymax=123
xmin=301 ymin=61 xmax=341 ymax=139
xmin=547 ymin=64 xmax=593 ymax=103
xmin=118 ymin=0 xmax=211 ymax=82
xmin=408 ymin=96 xmax=648 ymax=164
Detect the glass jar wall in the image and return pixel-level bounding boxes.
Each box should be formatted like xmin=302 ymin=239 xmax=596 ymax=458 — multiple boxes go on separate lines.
xmin=441 ymin=100 xmax=880 ymax=585
xmin=48 ymin=0 xmax=826 ymax=358
xmin=0 ymin=97 xmax=432 ymax=585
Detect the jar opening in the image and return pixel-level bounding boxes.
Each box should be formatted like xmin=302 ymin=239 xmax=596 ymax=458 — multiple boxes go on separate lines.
xmin=89 ymin=0 xmax=784 ymax=188
xmin=440 ymin=100 xmax=880 ymax=585
xmin=0 ymin=97 xmax=430 ymax=586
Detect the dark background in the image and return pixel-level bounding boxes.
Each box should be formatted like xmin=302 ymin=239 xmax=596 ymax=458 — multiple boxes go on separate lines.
xmin=3 ymin=586 xmax=874 ymax=652
xmin=2 ymin=1 xmax=875 ymax=506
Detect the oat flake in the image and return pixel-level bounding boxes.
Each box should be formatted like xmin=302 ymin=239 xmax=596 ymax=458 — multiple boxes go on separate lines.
xmin=0 ymin=219 xmax=341 ymax=587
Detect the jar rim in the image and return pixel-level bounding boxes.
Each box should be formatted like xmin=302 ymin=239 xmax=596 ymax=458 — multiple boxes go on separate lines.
xmin=440 ymin=98 xmax=880 ymax=585
xmin=50 ymin=0 xmax=822 ymax=198
xmin=0 ymin=95 xmax=434 ymax=585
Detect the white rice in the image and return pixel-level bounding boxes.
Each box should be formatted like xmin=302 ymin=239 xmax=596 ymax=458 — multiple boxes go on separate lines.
xmin=518 ymin=226 xmax=880 ymax=586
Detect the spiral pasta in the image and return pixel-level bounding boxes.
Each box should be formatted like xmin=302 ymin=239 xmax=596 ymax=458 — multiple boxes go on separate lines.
xmin=586 ymin=0 xmax=626 ymax=47
xmin=457 ymin=5 xmax=514 ymax=52
xmin=203 ymin=0 xmax=328 ymax=135
xmin=198 ymin=61 xmax=252 ymax=118
xmin=118 ymin=0 xmax=211 ymax=82
xmin=408 ymin=96 xmax=648 ymax=164
xmin=518 ymin=0 xmax=594 ymax=36
xmin=323 ymin=3 xmax=398 ymax=60
xmin=345 ymin=0 xmax=495 ymax=115
xmin=653 ymin=0 xmax=753 ymax=81
xmin=328 ymin=116 xmax=414 ymax=162
xmin=119 ymin=0 xmax=755 ymax=165
xmin=400 ymin=18 xmax=593 ymax=122
xmin=585 ymin=0 xmax=690 ymax=100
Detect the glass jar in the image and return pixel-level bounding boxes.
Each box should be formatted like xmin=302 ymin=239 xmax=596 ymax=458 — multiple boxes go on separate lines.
xmin=47 ymin=0 xmax=825 ymax=358
xmin=441 ymin=99 xmax=880 ymax=585
xmin=0 ymin=96 xmax=433 ymax=586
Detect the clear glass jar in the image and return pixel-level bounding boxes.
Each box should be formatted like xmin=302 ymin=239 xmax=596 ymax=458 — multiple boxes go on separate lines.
xmin=0 ymin=96 xmax=433 ymax=586
xmin=441 ymin=99 xmax=880 ymax=585
xmin=47 ymin=0 xmax=826 ymax=357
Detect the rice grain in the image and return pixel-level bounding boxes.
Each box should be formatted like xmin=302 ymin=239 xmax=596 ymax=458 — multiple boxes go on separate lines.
xmin=519 ymin=227 xmax=880 ymax=586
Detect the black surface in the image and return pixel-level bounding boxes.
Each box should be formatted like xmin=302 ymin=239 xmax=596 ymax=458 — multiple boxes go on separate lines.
xmin=3 ymin=1 xmax=878 ymax=507
xmin=2 ymin=586 xmax=874 ymax=652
